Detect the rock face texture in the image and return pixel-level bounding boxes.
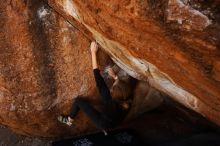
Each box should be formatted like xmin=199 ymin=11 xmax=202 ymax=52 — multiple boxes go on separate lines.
xmin=48 ymin=0 xmax=220 ymax=125
xmin=0 ymin=0 xmax=163 ymax=136
xmin=0 ymin=0 xmax=100 ymax=136
xmin=0 ymin=0 xmax=220 ymax=137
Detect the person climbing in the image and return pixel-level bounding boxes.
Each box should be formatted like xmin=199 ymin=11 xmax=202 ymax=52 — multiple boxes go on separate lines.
xmin=58 ymin=41 xmax=131 ymax=135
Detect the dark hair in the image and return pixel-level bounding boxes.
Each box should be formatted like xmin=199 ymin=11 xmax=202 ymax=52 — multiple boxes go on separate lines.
xmin=110 ymin=80 xmax=131 ymax=100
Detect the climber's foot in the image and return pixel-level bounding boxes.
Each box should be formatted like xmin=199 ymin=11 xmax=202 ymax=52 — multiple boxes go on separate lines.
xmin=57 ymin=115 xmax=73 ymax=126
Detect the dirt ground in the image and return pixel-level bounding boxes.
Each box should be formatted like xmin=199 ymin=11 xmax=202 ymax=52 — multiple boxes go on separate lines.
xmin=0 ymin=126 xmax=51 ymax=146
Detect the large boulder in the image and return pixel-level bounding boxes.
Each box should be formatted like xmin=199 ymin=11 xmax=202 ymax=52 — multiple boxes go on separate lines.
xmin=0 ymin=0 xmax=100 ymax=137
xmin=48 ymin=0 xmax=220 ymax=125
xmin=0 ymin=0 xmax=162 ymax=136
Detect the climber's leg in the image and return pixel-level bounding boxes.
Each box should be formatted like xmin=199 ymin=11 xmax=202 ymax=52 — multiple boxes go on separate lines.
xmin=69 ymin=96 xmax=112 ymax=129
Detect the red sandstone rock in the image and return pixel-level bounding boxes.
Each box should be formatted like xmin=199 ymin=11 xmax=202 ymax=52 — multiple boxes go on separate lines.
xmin=48 ymin=0 xmax=220 ymax=125
xmin=0 ymin=0 xmax=220 ymax=137
xmin=0 ymin=0 xmax=99 ymax=137
xmin=0 ymin=0 xmax=162 ymax=136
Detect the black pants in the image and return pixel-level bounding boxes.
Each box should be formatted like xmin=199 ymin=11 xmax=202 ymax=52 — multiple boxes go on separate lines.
xmin=69 ymin=69 xmax=114 ymax=129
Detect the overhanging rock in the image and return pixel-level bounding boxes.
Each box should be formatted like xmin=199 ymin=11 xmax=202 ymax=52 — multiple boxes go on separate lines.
xmin=48 ymin=0 xmax=220 ymax=125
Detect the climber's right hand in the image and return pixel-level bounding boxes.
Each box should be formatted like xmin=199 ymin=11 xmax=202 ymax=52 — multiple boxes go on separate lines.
xmin=90 ymin=41 xmax=98 ymax=54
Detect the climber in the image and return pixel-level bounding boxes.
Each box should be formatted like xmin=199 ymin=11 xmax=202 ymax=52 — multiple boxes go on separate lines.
xmin=58 ymin=41 xmax=131 ymax=135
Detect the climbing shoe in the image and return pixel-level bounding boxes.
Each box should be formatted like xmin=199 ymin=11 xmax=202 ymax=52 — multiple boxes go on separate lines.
xmin=57 ymin=115 xmax=72 ymax=126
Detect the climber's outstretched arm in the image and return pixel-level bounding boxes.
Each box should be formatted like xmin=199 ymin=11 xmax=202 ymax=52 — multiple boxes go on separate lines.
xmin=90 ymin=41 xmax=112 ymax=103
